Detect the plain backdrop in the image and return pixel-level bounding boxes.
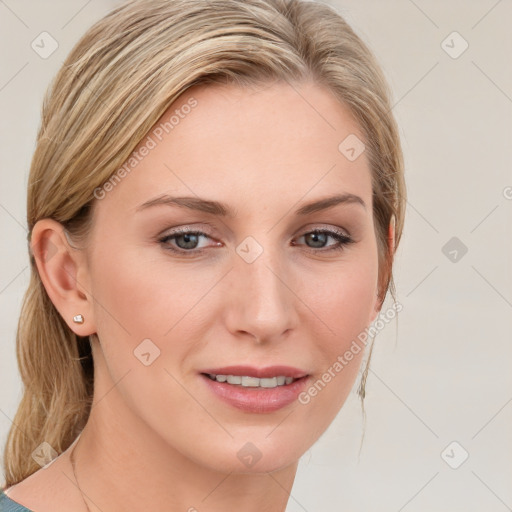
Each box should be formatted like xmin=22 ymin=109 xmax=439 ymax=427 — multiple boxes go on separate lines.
xmin=1 ymin=1 xmax=511 ymax=510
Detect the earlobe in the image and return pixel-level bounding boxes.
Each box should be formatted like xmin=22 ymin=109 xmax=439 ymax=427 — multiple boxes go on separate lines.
xmin=30 ymin=219 xmax=96 ymax=336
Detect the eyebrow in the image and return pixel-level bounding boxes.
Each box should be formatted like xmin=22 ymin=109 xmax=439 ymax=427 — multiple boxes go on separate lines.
xmin=136 ymin=192 xmax=366 ymax=217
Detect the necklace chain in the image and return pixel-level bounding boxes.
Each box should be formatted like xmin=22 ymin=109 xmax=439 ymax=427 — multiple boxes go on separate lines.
xmin=70 ymin=438 xmax=93 ymax=512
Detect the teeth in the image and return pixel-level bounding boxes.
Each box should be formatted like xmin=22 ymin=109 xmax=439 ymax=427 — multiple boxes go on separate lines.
xmin=259 ymin=377 xmax=277 ymax=388
xmin=241 ymin=376 xmax=260 ymax=387
xmin=207 ymin=374 xmax=298 ymax=388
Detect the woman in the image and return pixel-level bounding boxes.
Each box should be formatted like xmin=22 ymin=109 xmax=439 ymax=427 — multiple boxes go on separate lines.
xmin=0 ymin=0 xmax=405 ymax=510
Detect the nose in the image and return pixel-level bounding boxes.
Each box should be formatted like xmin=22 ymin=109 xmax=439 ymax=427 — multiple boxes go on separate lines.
xmin=224 ymin=241 xmax=299 ymax=344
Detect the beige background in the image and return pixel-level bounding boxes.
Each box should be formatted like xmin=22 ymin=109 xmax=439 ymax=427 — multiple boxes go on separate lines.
xmin=1 ymin=1 xmax=511 ymax=510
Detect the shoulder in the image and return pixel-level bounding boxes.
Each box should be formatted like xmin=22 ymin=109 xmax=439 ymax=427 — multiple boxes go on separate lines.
xmin=1 ymin=453 xmax=84 ymax=512
xmin=0 ymin=487 xmax=33 ymax=511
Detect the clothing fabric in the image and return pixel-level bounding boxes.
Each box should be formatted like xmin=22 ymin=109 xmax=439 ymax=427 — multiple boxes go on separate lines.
xmin=0 ymin=489 xmax=33 ymax=511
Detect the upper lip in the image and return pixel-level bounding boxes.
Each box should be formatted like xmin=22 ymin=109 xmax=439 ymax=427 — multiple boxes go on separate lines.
xmin=199 ymin=365 xmax=308 ymax=379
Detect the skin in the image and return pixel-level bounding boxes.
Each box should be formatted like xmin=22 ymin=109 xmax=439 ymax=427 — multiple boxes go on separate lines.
xmin=6 ymin=80 xmax=392 ymax=511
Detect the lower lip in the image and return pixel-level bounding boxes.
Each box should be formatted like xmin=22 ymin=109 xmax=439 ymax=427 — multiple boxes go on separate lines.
xmin=200 ymin=374 xmax=310 ymax=413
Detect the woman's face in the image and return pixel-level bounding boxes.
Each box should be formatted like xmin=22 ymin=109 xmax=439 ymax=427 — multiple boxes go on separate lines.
xmin=84 ymin=80 xmax=381 ymax=473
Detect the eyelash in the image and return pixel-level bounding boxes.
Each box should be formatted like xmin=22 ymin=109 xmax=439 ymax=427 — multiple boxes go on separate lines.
xmin=158 ymin=227 xmax=354 ymax=256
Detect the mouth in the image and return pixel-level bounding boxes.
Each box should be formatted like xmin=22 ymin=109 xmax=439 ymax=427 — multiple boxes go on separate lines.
xmin=199 ymin=364 xmax=308 ymax=388
xmin=198 ymin=365 xmax=310 ymax=413
xmin=201 ymin=373 xmax=300 ymax=388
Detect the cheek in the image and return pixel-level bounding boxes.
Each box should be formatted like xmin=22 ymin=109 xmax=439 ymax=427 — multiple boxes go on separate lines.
xmin=86 ymin=244 xmax=205 ymax=420
xmin=296 ymin=249 xmax=378 ymax=421
xmin=87 ymin=241 xmax=218 ymax=392
xmin=306 ymin=248 xmax=379 ymax=350
xmin=89 ymin=242 xmax=205 ymax=339
xmin=90 ymin=250 xmax=161 ymax=340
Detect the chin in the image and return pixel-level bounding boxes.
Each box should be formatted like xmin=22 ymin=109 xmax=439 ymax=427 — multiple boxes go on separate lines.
xmin=198 ymin=434 xmax=307 ymax=475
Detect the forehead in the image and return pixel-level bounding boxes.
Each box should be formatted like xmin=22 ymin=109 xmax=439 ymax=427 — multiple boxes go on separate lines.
xmin=97 ymin=80 xmax=372 ymax=218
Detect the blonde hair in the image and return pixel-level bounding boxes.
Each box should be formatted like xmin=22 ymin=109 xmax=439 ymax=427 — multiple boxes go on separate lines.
xmin=2 ymin=0 xmax=405 ymax=487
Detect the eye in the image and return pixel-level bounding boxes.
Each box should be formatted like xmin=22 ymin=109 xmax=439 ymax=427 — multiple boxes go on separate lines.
xmin=158 ymin=226 xmax=354 ymax=256
xmin=159 ymin=229 xmax=217 ymax=253
xmin=293 ymin=228 xmax=354 ymax=253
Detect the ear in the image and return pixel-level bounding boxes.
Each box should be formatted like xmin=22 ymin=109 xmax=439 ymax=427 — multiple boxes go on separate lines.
xmin=30 ymin=218 xmax=96 ymax=337
xmin=369 ymin=215 xmax=395 ymax=324
xmin=388 ymin=214 xmax=396 ymax=254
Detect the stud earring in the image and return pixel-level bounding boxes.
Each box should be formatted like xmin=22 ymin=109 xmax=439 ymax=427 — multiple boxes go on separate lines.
xmin=73 ymin=314 xmax=84 ymax=324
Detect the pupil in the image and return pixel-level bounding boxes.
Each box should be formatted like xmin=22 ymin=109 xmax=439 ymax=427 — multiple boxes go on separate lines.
xmin=177 ymin=233 xmax=198 ymax=249
xmin=307 ymin=232 xmax=326 ymax=248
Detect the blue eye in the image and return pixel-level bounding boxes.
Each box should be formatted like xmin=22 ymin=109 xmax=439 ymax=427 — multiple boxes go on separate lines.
xmin=158 ymin=228 xmax=354 ymax=256
xmin=294 ymin=229 xmax=354 ymax=252
xmin=160 ymin=231 xmax=207 ymax=250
